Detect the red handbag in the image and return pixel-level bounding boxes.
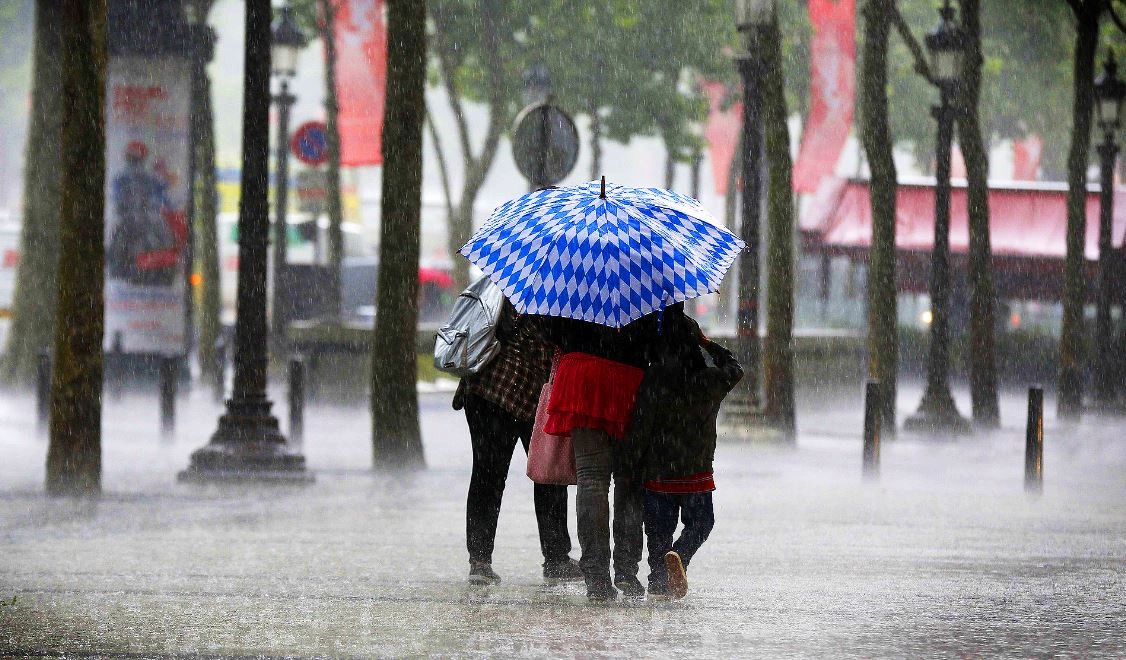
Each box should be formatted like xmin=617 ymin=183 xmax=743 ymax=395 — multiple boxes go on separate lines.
xmin=527 ymin=352 xmax=576 ymax=485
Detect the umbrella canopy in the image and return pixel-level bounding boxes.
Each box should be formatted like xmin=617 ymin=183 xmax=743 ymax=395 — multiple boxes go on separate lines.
xmin=460 ymin=179 xmax=746 ymax=328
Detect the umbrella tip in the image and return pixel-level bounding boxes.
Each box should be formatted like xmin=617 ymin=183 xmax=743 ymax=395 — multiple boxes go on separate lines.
xmin=600 ymin=175 xmax=606 ymax=199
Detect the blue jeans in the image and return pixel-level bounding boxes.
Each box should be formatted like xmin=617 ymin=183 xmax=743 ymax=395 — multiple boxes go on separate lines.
xmin=643 ymin=490 xmax=714 ymax=589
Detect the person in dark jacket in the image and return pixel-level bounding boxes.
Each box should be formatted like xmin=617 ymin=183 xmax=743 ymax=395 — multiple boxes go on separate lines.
xmin=539 ymin=312 xmax=658 ymax=601
xmin=626 ymin=305 xmax=743 ymax=599
xmin=453 ymin=300 xmax=582 ymax=586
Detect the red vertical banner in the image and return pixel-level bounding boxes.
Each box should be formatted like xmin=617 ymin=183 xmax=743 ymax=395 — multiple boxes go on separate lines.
xmin=332 ymin=0 xmax=387 ymax=166
xmin=702 ymin=81 xmax=742 ymax=195
xmin=1012 ymin=135 xmax=1043 ymax=180
xmin=792 ymin=0 xmax=856 ymax=194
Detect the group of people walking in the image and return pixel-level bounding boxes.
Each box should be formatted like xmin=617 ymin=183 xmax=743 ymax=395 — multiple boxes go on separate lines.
xmin=454 ymin=298 xmax=743 ymax=602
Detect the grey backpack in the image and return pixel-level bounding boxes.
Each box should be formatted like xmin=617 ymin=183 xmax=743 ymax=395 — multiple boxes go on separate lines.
xmin=433 ymin=276 xmax=505 ymax=378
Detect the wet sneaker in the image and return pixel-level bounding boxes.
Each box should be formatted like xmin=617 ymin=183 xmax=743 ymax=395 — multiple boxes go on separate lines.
xmin=614 ymin=574 xmax=645 ymax=598
xmin=586 ymin=580 xmax=619 ymax=603
xmin=664 ymin=551 xmax=688 ymax=599
xmin=543 ymin=557 xmax=583 ymax=585
xmin=468 ymin=561 xmax=501 ymax=586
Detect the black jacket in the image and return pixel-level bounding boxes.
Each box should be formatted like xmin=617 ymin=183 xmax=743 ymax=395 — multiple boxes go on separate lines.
xmin=626 ymin=338 xmax=743 ymax=481
xmin=539 ymin=313 xmax=657 ymax=369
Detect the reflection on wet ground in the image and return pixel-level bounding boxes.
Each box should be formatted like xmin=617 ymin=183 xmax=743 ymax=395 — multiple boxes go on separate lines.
xmin=1 ymin=384 xmax=1123 ymax=657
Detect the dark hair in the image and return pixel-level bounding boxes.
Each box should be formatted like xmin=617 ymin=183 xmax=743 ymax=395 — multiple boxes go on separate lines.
xmin=649 ymin=303 xmax=704 ymax=370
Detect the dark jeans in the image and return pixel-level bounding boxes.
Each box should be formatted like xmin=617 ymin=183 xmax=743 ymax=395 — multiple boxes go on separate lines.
xmin=644 ymin=490 xmax=714 ymax=588
xmin=572 ymin=427 xmax=644 ymax=586
xmin=464 ymin=395 xmax=572 ymax=565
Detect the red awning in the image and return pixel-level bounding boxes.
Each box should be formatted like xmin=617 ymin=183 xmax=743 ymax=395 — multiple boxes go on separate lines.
xmin=803 ymin=177 xmax=1126 ymax=260
xmin=802 ymin=177 xmax=1126 ymax=300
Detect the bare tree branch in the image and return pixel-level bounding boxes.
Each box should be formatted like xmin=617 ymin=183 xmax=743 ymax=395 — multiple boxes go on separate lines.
xmin=890 ymin=3 xmax=937 ymax=87
xmin=425 ymin=111 xmax=454 ymax=222
xmin=430 ymin=30 xmax=475 ymax=171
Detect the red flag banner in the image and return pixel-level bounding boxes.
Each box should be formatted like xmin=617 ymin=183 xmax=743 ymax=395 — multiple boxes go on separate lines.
xmin=1012 ymin=135 xmax=1043 ymax=180
xmin=702 ymin=81 xmax=742 ymax=195
xmin=333 ymin=0 xmax=387 ymax=166
xmin=792 ymin=0 xmax=856 ymax=194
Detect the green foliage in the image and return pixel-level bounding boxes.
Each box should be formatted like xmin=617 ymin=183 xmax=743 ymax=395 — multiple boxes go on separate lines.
xmin=887 ymin=0 xmax=1075 ymax=176
xmin=428 ymin=1 xmax=808 ymax=165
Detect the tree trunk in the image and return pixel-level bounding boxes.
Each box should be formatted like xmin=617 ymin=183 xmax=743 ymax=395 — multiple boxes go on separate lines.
xmin=371 ymin=0 xmax=426 ymax=469
xmin=589 ymin=102 xmax=603 ymax=180
xmin=2 ymin=0 xmax=64 ymax=387
xmin=859 ymin=0 xmax=898 ymax=433
xmin=193 ymin=13 xmax=221 ymax=386
xmin=761 ymin=14 xmax=796 ymax=436
xmin=956 ymin=0 xmax=999 ymax=428
xmin=435 ymin=6 xmax=505 ymax=290
xmin=321 ymin=0 xmax=343 ymax=316
xmin=720 ymin=128 xmax=743 ymax=325
xmin=1058 ymin=2 xmax=1100 ymax=420
xmin=46 ymin=0 xmax=106 ymax=496
xmin=662 ymin=128 xmax=676 ymax=190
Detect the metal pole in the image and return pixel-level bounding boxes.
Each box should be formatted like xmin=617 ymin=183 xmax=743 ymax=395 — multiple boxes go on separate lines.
xmin=180 ymin=0 xmax=307 ymax=482
xmin=1094 ymin=135 xmax=1118 ymax=404
xmin=1024 ymin=386 xmax=1044 ymax=493
xmin=862 ymin=380 xmax=881 ymax=478
xmin=906 ymin=88 xmax=967 ymax=433
xmin=729 ymin=39 xmax=764 ymax=419
xmin=213 ymin=335 xmax=226 ymax=403
xmin=110 ymin=331 xmax=124 ymax=401
xmin=36 ymin=348 xmax=50 ymax=431
xmin=271 ymin=79 xmax=295 ymax=354
xmin=160 ymin=356 xmax=177 ymax=436
xmin=288 ymin=354 xmax=305 ymax=445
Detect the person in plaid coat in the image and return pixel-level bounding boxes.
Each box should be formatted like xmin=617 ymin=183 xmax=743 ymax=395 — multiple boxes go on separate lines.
xmin=453 ymin=300 xmax=582 ymax=586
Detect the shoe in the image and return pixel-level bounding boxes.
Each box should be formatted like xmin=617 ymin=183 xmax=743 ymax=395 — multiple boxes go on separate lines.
xmin=647 ymin=581 xmax=672 ymax=601
xmin=664 ymin=551 xmax=688 ymax=599
xmin=543 ymin=557 xmax=584 ymax=585
xmin=614 ymin=574 xmax=645 ymax=598
xmin=468 ymin=561 xmax=501 ymax=586
xmin=586 ymin=580 xmax=619 ymax=602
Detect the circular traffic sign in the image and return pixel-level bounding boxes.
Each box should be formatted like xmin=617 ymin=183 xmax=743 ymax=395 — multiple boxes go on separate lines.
xmin=512 ymin=103 xmax=579 ymax=187
xmin=290 ymin=121 xmax=329 ymax=166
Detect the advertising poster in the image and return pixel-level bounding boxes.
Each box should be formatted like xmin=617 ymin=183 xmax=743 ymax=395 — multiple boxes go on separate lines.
xmin=103 ymin=57 xmax=191 ymax=355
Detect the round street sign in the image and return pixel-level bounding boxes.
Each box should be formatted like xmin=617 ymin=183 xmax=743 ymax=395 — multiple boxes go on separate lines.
xmin=512 ymin=103 xmax=579 ymax=187
xmin=290 ymin=121 xmax=329 ymax=166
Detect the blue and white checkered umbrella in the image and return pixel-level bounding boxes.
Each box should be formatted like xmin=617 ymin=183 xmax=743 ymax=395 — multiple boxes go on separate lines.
xmin=459 ymin=179 xmax=746 ymax=328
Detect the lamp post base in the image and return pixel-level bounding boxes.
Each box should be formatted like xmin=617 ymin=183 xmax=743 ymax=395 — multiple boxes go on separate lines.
xmin=903 ymin=388 xmax=970 ymax=434
xmin=179 ymin=399 xmax=313 ymax=483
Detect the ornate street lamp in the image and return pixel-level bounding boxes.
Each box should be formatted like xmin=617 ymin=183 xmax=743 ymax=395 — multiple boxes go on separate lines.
xmin=1093 ymin=51 xmax=1125 ymax=405
xmin=905 ymin=0 xmax=970 ymax=433
xmin=181 ymin=0 xmax=310 ymax=482
xmin=724 ymin=0 xmax=774 ymax=423
xmin=270 ymin=4 xmax=306 ymax=352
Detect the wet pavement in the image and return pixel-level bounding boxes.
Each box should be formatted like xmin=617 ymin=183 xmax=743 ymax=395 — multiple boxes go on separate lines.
xmin=1 ymin=380 xmax=1124 ymax=658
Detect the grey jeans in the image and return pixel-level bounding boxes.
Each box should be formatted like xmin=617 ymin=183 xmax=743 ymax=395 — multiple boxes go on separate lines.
xmin=571 ymin=427 xmax=644 ymax=586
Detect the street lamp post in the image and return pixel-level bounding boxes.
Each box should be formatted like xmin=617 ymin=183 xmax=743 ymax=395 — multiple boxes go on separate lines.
xmin=905 ymin=0 xmax=970 ymax=434
xmin=270 ymin=5 xmax=305 ymax=353
xmin=180 ymin=0 xmax=310 ymax=483
xmin=725 ymin=0 xmax=772 ymax=422
xmin=1092 ymin=52 xmax=1125 ymax=405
